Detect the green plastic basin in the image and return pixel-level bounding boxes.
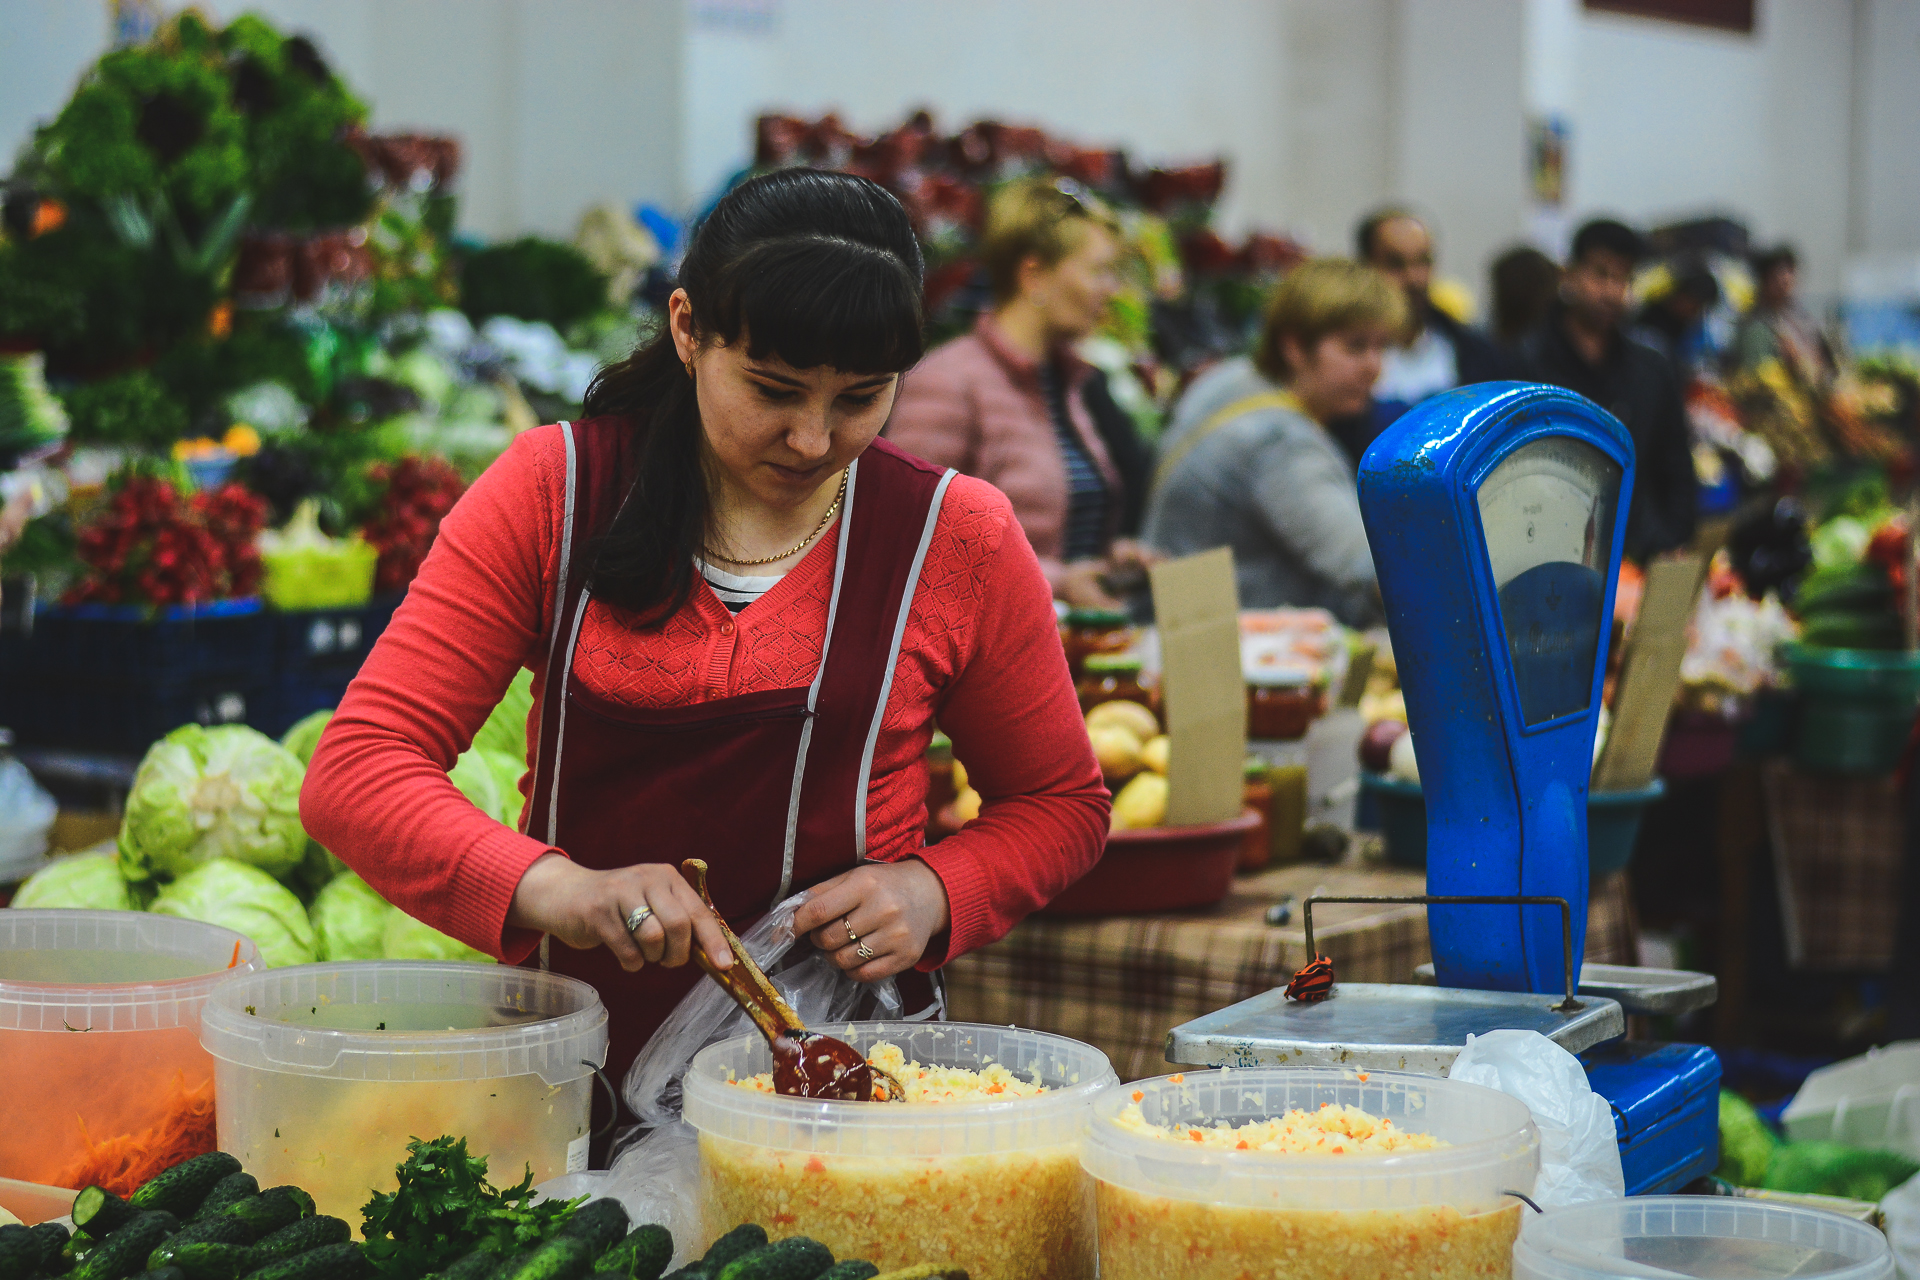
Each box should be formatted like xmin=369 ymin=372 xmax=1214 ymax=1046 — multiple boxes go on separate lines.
xmin=1360 ymin=772 xmax=1664 ymax=880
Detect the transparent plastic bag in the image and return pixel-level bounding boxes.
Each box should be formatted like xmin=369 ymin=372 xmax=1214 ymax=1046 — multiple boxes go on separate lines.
xmin=603 ymin=888 xmax=899 ymax=1265
xmin=0 ymin=755 xmax=58 ymax=882
xmin=1449 ymin=1028 xmax=1625 ymax=1207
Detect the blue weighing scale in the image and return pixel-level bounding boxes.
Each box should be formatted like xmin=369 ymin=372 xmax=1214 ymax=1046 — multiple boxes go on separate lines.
xmin=1166 ymin=384 xmax=1721 ymax=1195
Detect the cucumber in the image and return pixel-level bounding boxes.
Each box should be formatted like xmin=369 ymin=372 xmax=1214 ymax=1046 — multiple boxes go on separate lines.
xmin=152 ymin=1215 xmax=256 ymax=1257
xmin=34 ymin=1220 xmax=75 ymax=1273
xmin=191 ymin=1176 xmax=259 ymax=1224
xmin=73 ymin=1188 xmax=137 ymax=1239
xmin=74 ymin=1211 xmax=181 ymax=1280
xmin=814 ymin=1266 xmax=878 ymax=1280
xmin=262 ymin=1189 xmax=314 ymax=1220
xmin=496 ymin=1236 xmax=595 ymax=1280
xmin=245 ymin=1217 xmax=348 ymax=1267
xmin=130 ymin=1154 xmax=243 ymax=1218
xmin=433 ymin=1249 xmax=506 ymax=1280
xmin=236 ymin=1241 xmax=366 ymax=1280
xmin=133 ymin=1271 xmax=187 ymax=1280
xmin=153 ymin=1243 xmax=256 ymax=1280
xmin=0 ymin=1223 xmax=37 ymax=1280
xmin=591 ymin=1224 xmax=672 ymax=1279
xmin=699 ymin=1226 xmax=767 ymax=1274
xmin=715 ymin=1238 xmax=834 ymax=1280
xmin=560 ymin=1200 xmax=630 ymax=1255
xmin=220 ymin=1191 xmax=303 ymax=1240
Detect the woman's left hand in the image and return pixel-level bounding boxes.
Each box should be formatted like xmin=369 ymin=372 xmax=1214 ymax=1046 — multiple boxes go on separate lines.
xmin=792 ymin=858 xmax=952 ymax=982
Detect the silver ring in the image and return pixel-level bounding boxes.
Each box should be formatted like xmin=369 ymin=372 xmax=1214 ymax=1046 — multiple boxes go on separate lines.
xmin=624 ymin=905 xmax=654 ymax=934
xmin=856 ymin=942 xmax=875 ymax=960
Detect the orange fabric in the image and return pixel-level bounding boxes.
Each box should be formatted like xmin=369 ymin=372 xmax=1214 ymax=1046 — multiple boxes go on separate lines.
xmin=301 ymin=424 xmax=1110 ymax=969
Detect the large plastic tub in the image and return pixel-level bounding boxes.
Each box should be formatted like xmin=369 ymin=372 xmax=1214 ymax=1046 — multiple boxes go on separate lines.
xmin=200 ymin=962 xmax=606 ymax=1229
xmin=1083 ymin=1067 xmax=1539 ymax=1280
xmin=1512 ymin=1195 xmax=1892 ymax=1278
xmin=683 ymin=1021 xmax=1116 ymax=1280
xmin=0 ymin=910 xmax=260 ymax=1189
xmin=1786 ymin=643 xmax=1920 ymax=776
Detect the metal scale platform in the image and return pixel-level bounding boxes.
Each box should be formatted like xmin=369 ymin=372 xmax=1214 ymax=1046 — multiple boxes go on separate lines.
xmin=1165 ymin=384 xmax=1723 ymax=1195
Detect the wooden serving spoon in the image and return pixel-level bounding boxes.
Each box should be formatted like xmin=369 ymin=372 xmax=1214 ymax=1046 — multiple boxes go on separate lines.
xmin=680 ymin=859 xmax=904 ymax=1102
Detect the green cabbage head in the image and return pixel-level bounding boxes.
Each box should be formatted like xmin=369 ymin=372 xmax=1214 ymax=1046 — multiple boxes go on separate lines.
xmin=310 ymin=871 xmax=395 ymax=961
xmin=10 ymin=849 xmax=133 ymax=910
xmin=472 ymin=668 xmax=533 ymax=759
xmin=118 ymin=725 xmax=307 ymax=882
xmin=448 ymin=749 xmax=502 ymax=823
xmin=280 ymin=709 xmax=333 ymax=766
xmin=476 ymin=749 xmax=526 ymax=827
xmin=382 ymin=909 xmax=495 ymax=964
xmin=149 ymin=858 xmax=317 ymax=967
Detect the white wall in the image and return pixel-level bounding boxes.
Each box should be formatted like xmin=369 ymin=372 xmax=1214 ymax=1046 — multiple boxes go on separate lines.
xmin=1561 ymin=0 xmax=1857 ymax=296
xmin=1852 ymin=0 xmax=1920 ymax=256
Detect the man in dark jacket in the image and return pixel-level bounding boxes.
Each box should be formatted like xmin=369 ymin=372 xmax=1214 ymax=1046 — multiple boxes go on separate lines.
xmin=1519 ymin=218 xmax=1699 ymax=559
xmin=1331 ymin=209 xmax=1518 ymax=465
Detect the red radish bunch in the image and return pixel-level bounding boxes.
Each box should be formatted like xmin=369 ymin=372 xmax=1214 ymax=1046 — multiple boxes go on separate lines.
xmin=362 ymin=456 xmax=465 ymax=594
xmin=66 ymin=479 xmax=266 ymax=608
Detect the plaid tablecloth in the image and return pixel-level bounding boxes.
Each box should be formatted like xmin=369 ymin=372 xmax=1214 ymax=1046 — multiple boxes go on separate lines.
xmin=1763 ymin=760 xmax=1904 ymax=971
xmin=946 ymin=864 xmax=1642 ymax=1081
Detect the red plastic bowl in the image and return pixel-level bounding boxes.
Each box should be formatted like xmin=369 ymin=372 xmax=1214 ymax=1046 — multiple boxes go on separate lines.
xmin=1039 ymin=809 xmax=1262 ymax=917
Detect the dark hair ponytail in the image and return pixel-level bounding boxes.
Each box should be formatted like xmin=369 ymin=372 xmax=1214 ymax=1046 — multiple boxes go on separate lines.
xmin=580 ymin=168 xmax=926 ymax=623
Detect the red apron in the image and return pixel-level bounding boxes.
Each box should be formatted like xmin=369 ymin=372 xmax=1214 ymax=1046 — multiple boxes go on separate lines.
xmin=523 ymin=420 xmax=954 ymax=1129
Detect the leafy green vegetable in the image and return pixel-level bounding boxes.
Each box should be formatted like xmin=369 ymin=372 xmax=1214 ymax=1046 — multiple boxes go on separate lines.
xmin=1713 ymin=1091 xmax=1778 ymax=1188
xmin=311 ymin=871 xmax=394 ymax=961
xmin=473 ymin=670 xmax=534 ymax=761
xmin=1763 ymin=1141 xmax=1920 ymax=1201
xmin=280 ymin=709 xmax=333 ymax=766
xmin=0 ymin=352 xmax=69 ymax=463
xmin=449 ymin=749 xmax=503 ymax=824
xmin=460 ymin=238 xmax=608 ymax=332
xmin=360 ymin=1136 xmax=581 ymax=1279
xmin=381 ymin=909 xmax=494 ymax=964
xmin=10 ymin=849 xmax=132 ymax=910
xmin=478 ymin=750 xmax=527 ymax=829
xmin=60 ymin=370 xmax=188 ymax=449
xmin=148 ymin=857 xmax=316 ymax=967
xmin=118 ymin=724 xmax=308 ymax=882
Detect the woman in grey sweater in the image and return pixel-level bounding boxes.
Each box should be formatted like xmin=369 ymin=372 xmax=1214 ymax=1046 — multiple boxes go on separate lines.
xmin=1146 ymin=259 xmax=1406 ymax=627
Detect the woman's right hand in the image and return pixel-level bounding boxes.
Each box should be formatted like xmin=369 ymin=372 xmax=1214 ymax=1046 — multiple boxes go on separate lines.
xmin=507 ymin=853 xmax=735 ymax=974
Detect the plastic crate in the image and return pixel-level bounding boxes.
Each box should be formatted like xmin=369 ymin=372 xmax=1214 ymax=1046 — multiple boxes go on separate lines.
xmin=271 ymin=593 xmax=401 ymax=679
xmin=23 ymin=599 xmax=275 ymax=684
xmin=1 ymin=671 xmax=264 ymax=755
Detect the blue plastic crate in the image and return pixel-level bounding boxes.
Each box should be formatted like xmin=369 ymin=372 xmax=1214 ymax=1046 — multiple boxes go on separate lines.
xmin=1584 ymin=1041 xmax=1723 ymax=1196
xmin=271 ymin=594 xmax=401 ymax=677
xmin=24 ymin=599 xmax=276 ymax=684
xmin=1 ymin=670 xmax=264 ymax=755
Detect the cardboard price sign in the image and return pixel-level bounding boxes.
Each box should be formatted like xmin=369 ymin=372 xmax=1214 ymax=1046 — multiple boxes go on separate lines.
xmin=1150 ymin=547 xmax=1246 ymax=826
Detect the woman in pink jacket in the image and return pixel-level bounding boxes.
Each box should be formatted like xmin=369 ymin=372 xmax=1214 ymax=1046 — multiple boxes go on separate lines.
xmin=887 ymin=178 xmax=1154 ymax=609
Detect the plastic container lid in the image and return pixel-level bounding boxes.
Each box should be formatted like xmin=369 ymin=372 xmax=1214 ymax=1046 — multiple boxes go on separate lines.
xmin=683 ymin=1020 xmax=1116 ymax=1156
xmin=1513 ymin=1196 xmax=1893 ymax=1279
xmin=1083 ymin=653 xmax=1144 ymax=673
xmin=0 ymin=909 xmax=261 ymax=1032
xmin=199 ymin=961 xmax=606 ymax=1087
xmin=1081 ymin=1067 xmax=1540 ymax=1212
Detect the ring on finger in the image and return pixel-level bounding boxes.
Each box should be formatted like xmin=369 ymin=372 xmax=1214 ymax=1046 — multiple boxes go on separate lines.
xmin=856 ymin=941 xmax=875 ymax=960
xmin=625 ymin=904 xmax=654 ymax=935
xmin=843 ymin=916 xmax=860 ymax=945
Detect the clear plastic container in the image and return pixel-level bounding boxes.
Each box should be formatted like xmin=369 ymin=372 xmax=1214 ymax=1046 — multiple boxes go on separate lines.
xmin=683 ymin=1021 xmax=1116 ymax=1280
xmin=1513 ymin=1196 xmax=1893 ymax=1279
xmin=200 ymin=961 xmax=606 ymax=1230
xmin=1083 ymin=1067 xmax=1540 ymax=1280
xmin=0 ymin=909 xmax=261 ymax=1187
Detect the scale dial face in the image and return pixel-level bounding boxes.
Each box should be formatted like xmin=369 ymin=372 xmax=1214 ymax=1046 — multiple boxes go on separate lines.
xmin=1474 ymin=436 xmax=1623 ymax=726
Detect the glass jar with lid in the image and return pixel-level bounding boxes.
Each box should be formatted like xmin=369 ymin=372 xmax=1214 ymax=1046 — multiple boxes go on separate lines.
xmin=1078 ymin=653 xmax=1154 ymax=718
xmin=1246 ymin=668 xmax=1326 ymax=741
xmin=1061 ymin=607 xmax=1133 ymax=681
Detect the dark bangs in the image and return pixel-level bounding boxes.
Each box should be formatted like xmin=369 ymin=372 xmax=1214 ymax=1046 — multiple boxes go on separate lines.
xmin=709 ymin=235 xmax=925 ymax=375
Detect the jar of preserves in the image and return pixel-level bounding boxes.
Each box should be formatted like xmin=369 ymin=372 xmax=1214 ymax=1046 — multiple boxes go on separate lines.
xmin=1246 ymin=669 xmax=1325 ymax=742
xmin=1079 ymin=653 xmax=1151 ymax=717
xmin=1061 ymin=607 xmax=1133 ymax=681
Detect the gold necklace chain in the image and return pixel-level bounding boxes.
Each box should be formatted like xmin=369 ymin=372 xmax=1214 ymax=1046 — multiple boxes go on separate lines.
xmin=702 ymin=468 xmax=848 ymax=568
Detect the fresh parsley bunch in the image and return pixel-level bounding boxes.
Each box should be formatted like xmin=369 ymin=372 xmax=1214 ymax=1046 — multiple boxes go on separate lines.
xmin=360 ymin=1135 xmax=581 ymax=1278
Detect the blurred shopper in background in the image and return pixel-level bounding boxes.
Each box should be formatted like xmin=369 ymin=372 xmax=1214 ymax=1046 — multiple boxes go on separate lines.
xmin=1357 ymin=208 xmax=1514 ymax=423
xmin=1636 ymin=252 xmax=1723 ymax=377
xmin=1733 ymin=244 xmax=1835 ymax=387
xmin=1490 ymin=246 xmax=1563 ymax=348
xmin=887 ymin=178 xmax=1154 ymax=609
xmin=1144 ymin=260 xmax=1405 ymax=626
xmin=1519 ymin=218 xmax=1698 ymax=559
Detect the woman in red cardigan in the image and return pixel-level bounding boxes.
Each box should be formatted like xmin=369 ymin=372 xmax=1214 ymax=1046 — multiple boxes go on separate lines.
xmin=300 ymin=170 xmax=1108 ymax=1114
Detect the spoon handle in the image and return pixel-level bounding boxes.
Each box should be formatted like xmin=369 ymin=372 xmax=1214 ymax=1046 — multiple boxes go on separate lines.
xmin=680 ymin=859 xmax=808 ymax=1040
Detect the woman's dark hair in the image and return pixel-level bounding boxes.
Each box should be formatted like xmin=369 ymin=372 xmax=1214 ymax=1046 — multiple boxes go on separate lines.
xmin=579 ymin=168 xmax=925 ymax=623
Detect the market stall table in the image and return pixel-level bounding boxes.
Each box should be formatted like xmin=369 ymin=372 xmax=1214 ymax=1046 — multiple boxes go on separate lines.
xmin=946 ymin=862 xmax=1637 ymax=1081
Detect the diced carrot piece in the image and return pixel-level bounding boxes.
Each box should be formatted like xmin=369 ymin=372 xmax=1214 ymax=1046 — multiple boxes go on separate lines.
xmin=1132 ymin=1090 xmax=1144 ymax=1102
xmin=1169 ymin=1073 xmax=1185 ymax=1083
